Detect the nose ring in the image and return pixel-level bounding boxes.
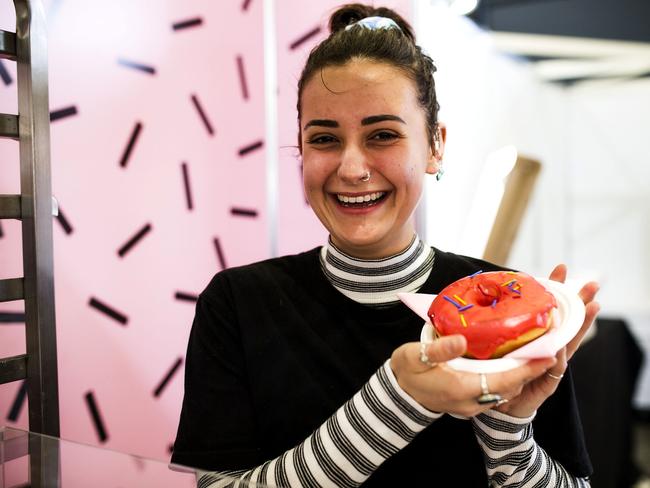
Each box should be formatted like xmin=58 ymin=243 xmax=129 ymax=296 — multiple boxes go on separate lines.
xmin=360 ymin=171 xmax=371 ymax=182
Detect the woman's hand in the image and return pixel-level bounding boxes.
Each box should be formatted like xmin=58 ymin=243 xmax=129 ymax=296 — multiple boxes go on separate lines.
xmin=495 ymin=264 xmax=600 ymax=418
xmin=390 ymin=336 xmax=556 ymax=418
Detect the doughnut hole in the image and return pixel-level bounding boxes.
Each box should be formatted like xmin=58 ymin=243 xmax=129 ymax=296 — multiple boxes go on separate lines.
xmin=475 ymin=281 xmax=502 ymax=307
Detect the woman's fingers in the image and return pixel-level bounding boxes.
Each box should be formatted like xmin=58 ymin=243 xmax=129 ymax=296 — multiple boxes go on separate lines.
xmin=578 ymin=281 xmax=599 ymax=305
xmin=392 ymin=342 xmax=557 ymax=417
xmin=549 ymin=347 xmax=568 ymax=378
xmin=566 ymin=300 xmax=600 ymax=359
xmin=548 ymin=264 xmax=567 ymax=283
xmin=423 ymin=336 xmax=467 ymax=364
xmin=485 ymin=357 xmax=557 ymax=396
xmin=547 ymin=266 xmax=600 ymax=360
xmin=392 ymin=336 xmax=467 ymax=374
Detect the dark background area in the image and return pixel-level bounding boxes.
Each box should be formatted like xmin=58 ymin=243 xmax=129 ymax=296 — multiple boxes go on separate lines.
xmin=470 ymin=0 xmax=650 ymax=43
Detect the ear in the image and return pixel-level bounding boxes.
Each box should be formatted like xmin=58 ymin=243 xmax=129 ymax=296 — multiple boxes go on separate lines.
xmin=425 ymin=123 xmax=447 ymax=175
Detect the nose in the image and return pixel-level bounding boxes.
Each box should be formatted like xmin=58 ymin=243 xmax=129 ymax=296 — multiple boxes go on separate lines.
xmin=337 ymin=142 xmax=371 ymax=184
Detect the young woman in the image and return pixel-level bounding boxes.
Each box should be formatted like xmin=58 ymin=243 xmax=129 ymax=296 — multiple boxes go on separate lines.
xmin=172 ymin=4 xmax=600 ymax=487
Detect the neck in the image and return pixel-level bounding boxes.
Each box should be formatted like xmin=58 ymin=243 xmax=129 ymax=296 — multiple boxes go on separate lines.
xmin=320 ymin=234 xmax=436 ymax=306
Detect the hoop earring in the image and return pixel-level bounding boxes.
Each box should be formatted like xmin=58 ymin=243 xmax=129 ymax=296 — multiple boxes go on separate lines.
xmin=436 ymin=167 xmax=444 ymax=181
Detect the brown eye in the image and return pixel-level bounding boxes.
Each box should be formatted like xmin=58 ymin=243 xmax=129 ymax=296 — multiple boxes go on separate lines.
xmin=371 ymin=131 xmax=397 ymax=141
xmin=308 ymin=135 xmax=337 ymax=145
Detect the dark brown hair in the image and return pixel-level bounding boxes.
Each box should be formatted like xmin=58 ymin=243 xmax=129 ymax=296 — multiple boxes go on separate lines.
xmin=297 ymin=3 xmax=440 ymax=150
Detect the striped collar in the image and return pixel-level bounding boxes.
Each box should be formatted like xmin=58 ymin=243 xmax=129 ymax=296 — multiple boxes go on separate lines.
xmin=319 ymin=235 xmax=435 ymax=307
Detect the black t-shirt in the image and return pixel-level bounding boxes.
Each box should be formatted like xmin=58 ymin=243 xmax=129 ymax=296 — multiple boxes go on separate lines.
xmin=172 ymin=247 xmax=592 ymax=485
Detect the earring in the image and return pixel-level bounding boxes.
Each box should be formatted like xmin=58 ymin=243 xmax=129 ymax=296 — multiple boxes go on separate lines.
xmin=436 ymin=167 xmax=444 ymax=181
xmin=360 ymin=171 xmax=371 ymax=182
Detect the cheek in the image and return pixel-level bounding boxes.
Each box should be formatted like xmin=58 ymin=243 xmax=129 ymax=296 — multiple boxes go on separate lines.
xmin=302 ymin=162 xmax=328 ymax=198
xmin=302 ymin=153 xmax=332 ymax=183
xmin=384 ymin=159 xmax=421 ymax=187
xmin=392 ymin=163 xmax=425 ymax=204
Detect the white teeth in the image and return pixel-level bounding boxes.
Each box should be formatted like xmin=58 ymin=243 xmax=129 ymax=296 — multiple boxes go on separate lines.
xmin=336 ymin=192 xmax=385 ymax=204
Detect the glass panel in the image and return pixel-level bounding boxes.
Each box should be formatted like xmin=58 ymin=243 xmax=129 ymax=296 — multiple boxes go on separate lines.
xmin=0 ymin=427 xmax=267 ymax=487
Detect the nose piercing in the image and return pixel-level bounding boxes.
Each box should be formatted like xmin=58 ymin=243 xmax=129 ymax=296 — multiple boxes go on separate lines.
xmin=360 ymin=171 xmax=371 ymax=182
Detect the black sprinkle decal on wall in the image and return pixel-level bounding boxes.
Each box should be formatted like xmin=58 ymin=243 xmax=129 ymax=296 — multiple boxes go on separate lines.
xmin=174 ymin=291 xmax=198 ymax=303
xmin=236 ymin=55 xmax=249 ymax=100
xmin=231 ymin=207 xmax=258 ymax=218
xmin=119 ymin=122 xmax=143 ymax=168
xmin=238 ymin=140 xmax=263 ymax=156
xmin=117 ymin=58 xmax=156 ymax=75
xmin=89 ymin=297 xmax=128 ymax=325
xmin=181 ymin=162 xmax=193 ymax=210
xmin=153 ymin=357 xmax=183 ymax=398
xmin=213 ymin=237 xmax=227 ymax=270
xmin=190 ymin=94 xmax=214 ymax=136
xmin=7 ymin=380 xmax=27 ymax=422
xmin=85 ymin=391 xmax=108 ymax=443
xmin=0 ymin=221 xmax=4 ymax=238
xmin=242 ymin=0 xmax=252 ymax=11
xmin=0 ymin=60 xmax=12 ymax=85
xmin=289 ymin=26 xmax=321 ymax=50
xmin=55 ymin=206 xmax=74 ymax=235
xmin=0 ymin=311 xmax=25 ymax=323
xmin=50 ymin=105 xmax=78 ymax=122
xmin=117 ymin=223 xmax=152 ymax=257
xmin=172 ymin=17 xmax=203 ymax=31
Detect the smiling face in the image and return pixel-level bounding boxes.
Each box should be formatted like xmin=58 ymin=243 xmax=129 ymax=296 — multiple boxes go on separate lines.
xmin=300 ymin=58 xmax=444 ymax=259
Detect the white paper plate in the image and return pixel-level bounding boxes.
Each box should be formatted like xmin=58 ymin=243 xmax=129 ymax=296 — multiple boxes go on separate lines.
xmin=405 ymin=277 xmax=586 ymax=373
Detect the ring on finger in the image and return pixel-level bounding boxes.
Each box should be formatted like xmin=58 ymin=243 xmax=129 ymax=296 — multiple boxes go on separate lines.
xmin=546 ymin=371 xmax=564 ymax=381
xmin=495 ymin=398 xmax=509 ymax=407
xmin=477 ymin=373 xmax=502 ymax=405
xmin=419 ymin=341 xmax=436 ymax=368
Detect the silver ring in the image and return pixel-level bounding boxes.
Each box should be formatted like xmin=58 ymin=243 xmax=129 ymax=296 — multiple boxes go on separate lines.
xmin=495 ymin=398 xmax=509 ymax=407
xmin=546 ymin=372 xmax=564 ymax=381
xmin=360 ymin=171 xmax=371 ymax=182
xmin=477 ymin=373 xmax=502 ymax=405
xmin=419 ymin=342 xmax=436 ymax=368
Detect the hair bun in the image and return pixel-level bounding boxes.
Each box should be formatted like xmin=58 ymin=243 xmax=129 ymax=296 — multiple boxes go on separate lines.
xmin=329 ymin=3 xmax=415 ymax=42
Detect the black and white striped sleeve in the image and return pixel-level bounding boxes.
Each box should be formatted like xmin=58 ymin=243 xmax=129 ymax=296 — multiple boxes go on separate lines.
xmin=471 ymin=410 xmax=590 ymax=487
xmin=198 ymin=360 xmax=442 ymax=488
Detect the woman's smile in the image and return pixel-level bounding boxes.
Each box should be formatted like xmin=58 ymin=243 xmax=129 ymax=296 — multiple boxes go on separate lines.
xmin=332 ymin=190 xmax=389 ymax=211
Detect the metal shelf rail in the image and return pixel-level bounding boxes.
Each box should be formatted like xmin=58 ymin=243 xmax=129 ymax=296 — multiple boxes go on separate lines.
xmin=0 ymin=0 xmax=60 ymax=438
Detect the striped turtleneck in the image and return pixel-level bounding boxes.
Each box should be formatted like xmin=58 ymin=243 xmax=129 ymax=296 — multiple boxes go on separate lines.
xmin=319 ymin=234 xmax=435 ymax=306
xmin=197 ymin=245 xmax=591 ymax=488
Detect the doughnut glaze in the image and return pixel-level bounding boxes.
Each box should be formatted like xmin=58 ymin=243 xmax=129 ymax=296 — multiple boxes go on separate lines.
xmin=427 ymin=271 xmax=557 ymax=359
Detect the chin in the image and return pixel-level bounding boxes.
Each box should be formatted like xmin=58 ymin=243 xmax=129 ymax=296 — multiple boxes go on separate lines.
xmin=331 ymin=234 xmax=397 ymax=257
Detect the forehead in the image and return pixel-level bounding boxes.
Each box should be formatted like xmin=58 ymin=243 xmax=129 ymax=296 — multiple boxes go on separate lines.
xmin=300 ymin=59 xmax=419 ymax=118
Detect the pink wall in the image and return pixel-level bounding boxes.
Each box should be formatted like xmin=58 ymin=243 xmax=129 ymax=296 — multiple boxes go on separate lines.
xmin=1 ymin=0 xmax=411 ymax=464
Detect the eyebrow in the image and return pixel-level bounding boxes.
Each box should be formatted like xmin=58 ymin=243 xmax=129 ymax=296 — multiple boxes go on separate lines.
xmin=303 ymin=119 xmax=338 ymax=130
xmin=361 ymin=114 xmax=406 ymax=125
xmin=302 ymin=114 xmax=406 ymax=131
